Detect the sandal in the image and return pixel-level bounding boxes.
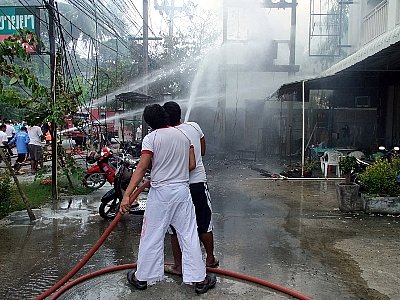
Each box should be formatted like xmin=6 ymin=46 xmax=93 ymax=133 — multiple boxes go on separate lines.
xmin=164 ymin=265 xmax=182 ymax=276
xmin=206 ymin=257 xmax=219 ymax=268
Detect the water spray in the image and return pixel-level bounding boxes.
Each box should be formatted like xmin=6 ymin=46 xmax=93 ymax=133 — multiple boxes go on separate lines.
xmin=92 ymin=54 xmax=203 ymax=108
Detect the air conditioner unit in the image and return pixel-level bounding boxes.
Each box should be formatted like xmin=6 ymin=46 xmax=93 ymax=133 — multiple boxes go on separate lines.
xmin=355 ymin=96 xmax=370 ymax=108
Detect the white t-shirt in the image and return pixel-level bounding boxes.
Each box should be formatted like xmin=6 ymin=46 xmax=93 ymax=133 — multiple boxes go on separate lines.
xmin=28 ymin=125 xmax=43 ymax=146
xmin=142 ymin=126 xmax=192 ymax=188
xmin=135 ymin=126 xmax=142 ymax=141
xmin=176 ymin=122 xmax=207 ymax=184
xmin=5 ymin=124 xmax=15 ymax=138
xmin=0 ymin=131 xmax=8 ymax=145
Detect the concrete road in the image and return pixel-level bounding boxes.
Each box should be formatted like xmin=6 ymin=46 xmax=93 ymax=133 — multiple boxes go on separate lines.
xmin=0 ymin=156 xmax=399 ymax=299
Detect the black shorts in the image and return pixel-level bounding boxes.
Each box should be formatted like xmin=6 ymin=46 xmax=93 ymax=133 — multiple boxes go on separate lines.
xmin=28 ymin=144 xmax=43 ymax=161
xmin=16 ymin=153 xmax=27 ymax=163
xmin=168 ymin=182 xmax=213 ymax=235
xmin=190 ymin=182 xmax=213 ymax=233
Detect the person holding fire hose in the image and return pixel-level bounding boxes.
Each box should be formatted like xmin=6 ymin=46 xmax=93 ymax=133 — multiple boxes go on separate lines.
xmin=119 ymin=104 xmax=216 ymax=294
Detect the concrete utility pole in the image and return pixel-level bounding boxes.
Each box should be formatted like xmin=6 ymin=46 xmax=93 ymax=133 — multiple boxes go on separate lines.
xmin=142 ymin=0 xmax=149 ymax=139
xmin=217 ymin=0 xmax=228 ymax=151
xmin=169 ymin=0 xmax=175 ymax=37
xmin=47 ymin=0 xmax=58 ymax=204
xmin=289 ymin=0 xmax=297 ymax=77
xmin=154 ymin=0 xmax=183 ymax=38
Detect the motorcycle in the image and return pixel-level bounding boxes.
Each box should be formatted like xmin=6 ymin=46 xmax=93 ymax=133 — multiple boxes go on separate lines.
xmin=99 ymin=155 xmax=150 ymax=219
xmin=378 ymin=146 xmax=400 ymax=161
xmin=119 ymin=141 xmax=142 ymax=158
xmin=83 ymin=146 xmax=116 ymax=189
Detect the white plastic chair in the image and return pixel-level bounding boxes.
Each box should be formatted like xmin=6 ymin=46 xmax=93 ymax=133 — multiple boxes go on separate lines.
xmin=320 ymin=151 xmax=342 ymax=177
xmin=348 ymin=151 xmax=365 ymax=159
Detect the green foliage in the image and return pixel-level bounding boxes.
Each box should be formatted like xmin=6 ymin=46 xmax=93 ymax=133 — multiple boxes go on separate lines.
xmin=34 ymin=165 xmax=51 ymax=181
xmin=339 ymin=156 xmax=357 ymax=175
xmin=2 ymin=181 xmax=52 ymax=219
xmin=1 ymin=30 xmax=82 ymax=126
xmin=359 ymin=158 xmax=400 ymax=196
xmin=0 ymin=29 xmax=50 ymax=123
xmin=339 ymin=155 xmax=358 ymax=184
xmin=0 ymin=172 xmax=13 ymax=214
xmin=303 ymin=159 xmax=318 ymax=172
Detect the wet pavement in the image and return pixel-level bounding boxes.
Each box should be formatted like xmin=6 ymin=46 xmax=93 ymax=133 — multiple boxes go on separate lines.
xmin=0 ymin=156 xmax=399 ymax=299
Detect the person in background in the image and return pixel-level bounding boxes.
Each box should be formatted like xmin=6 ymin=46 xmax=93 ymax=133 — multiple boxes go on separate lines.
xmin=163 ymin=101 xmax=219 ymax=276
xmin=13 ymin=121 xmax=22 ymax=133
xmin=45 ymin=130 xmax=52 ymax=145
xmin=135 ymin=125 xmax=142 ymax=142
xmin=28 ymin=119 xmax=43 ymax=174
xmin=0 ymin=124 xmax=12 ymax=164
xmin=120 ymin=104 xmax=216 ymax=294
xmin=0 ymin=124 xmax=9 ymax=150
xmin=8 ymin=126 xmax=30 ymax=172
xmin=4 ymin=120 xmax=16 ymax=155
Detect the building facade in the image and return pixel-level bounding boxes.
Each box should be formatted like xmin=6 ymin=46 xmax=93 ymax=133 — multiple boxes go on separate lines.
xmin=276 ymin=0 xmax=400 ymax=158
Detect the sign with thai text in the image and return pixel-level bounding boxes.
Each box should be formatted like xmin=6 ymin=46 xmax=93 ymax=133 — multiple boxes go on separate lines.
xmin=0 ymin=6 xmax=40 ymax=52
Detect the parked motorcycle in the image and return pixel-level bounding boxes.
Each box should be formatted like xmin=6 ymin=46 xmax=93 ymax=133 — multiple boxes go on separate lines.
xmin=83 ymin=146 xmax=116 ymax=189
xmin=378 ymin=146 xmax=400 ymax=161
xmin=99 ymin=155 xmax=150 ymax=219
xmin=119 ymin=141 xmax=142 ymax=158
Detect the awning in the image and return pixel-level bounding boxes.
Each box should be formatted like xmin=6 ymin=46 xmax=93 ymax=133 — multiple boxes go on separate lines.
xmin=322 ymin=25 xmax=400 ymax=76
xmin=277 ymin=25 xmax=400 ymax=98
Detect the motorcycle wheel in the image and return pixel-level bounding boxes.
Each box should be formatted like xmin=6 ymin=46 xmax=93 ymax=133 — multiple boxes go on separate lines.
xmin=83 ymin=173 xmax=107 ymax=189
xmin=99 ymin=198 xmax=120 ymax=219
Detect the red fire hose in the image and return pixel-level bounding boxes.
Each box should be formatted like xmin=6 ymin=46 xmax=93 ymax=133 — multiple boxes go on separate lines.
xmin=34 ymin=181 xmax=151 ymax=300
xmin=35 ymin=179 xmax=313 ymax=300
xmin=50 ymin=263 xmax=313 ymax=300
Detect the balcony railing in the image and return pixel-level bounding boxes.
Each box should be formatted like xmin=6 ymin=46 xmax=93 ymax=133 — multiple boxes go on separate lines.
xmin=397 ymin=3 xmax=400 ymax=25
xmin=362 ymin=0 xmax=388 ymax=45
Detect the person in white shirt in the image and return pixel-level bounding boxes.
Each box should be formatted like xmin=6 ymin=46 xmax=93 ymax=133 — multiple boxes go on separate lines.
xmin=28 ymin=120 xmax=43 ymax=174
xmin=0 ymin=124 xmax=9 ymax=147
xmin=120 ymin=104 xmax=216 ymax=294
xmin=135 ymin=125 xmax=142 ymax=142
xmin=163 ymin=101 xmax=218 ymax=276
xmin=4 ymin=120 xmax=15 ymax=155
xmin=0 ymin=124 xmax=11 ymax=162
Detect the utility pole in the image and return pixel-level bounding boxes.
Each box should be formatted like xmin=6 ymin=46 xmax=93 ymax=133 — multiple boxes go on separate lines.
xmin=217 ymin=0 xmax=228 ymax=151
xmin=289 ymin=0 xmax=297 ymax=77
xmin=154 ymin=0 xmax=183 ymax=38
xmin=142 ymin=0 xmax=149 ymax=139
xmin=168 ymin=0 xmax=175 ymax=37
xmin=47 ymin=0 xmax=58 ymax=205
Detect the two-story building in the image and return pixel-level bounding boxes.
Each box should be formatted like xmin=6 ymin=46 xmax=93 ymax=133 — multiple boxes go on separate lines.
xmin=275 ymin=0 xmax=400 ymax=159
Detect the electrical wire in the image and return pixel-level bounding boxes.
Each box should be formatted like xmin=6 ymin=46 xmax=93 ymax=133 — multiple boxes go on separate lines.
xmin=15 ymin=0 xmax=130 ymax=62
xmin=8 ymin=0 xmax=170 ymax=145
xmin=63 ymin=0 xmax=132 ymax=51
xmin=125 ymin=0 xmax=158 ymax=37
xmin=2 ymin=0 xmax=118 ymax=144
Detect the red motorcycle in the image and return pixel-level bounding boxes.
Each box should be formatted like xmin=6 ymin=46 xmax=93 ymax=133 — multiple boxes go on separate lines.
xmin=83 ymin=147 xmax=116 ymax=189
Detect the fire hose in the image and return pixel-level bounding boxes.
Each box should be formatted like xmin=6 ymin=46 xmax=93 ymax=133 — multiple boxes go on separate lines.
xmin=35 ymin=180 xmax=312 ymax=300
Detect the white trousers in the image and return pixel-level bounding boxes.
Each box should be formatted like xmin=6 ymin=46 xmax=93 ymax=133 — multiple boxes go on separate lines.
xmin=135 ymin=184 xmax=206 ymax=284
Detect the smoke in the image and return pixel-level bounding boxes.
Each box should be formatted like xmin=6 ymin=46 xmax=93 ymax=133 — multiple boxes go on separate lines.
xmin=183 ymin=0 xmax=300 ymax=155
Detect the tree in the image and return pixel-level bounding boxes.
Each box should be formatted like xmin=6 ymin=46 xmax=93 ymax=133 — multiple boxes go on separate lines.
xmin=147 ymin=7 xmax=221 ymax=99
xmin=0 ymin=29 xmax=50 ymax=123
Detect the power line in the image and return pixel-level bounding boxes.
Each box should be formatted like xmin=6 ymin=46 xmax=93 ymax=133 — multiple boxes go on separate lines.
xmin=109 ymin=0 xmax=142 ymax=33
xmin=125 ymin=0 xmax=158 ymax=37
xmin=14 ymin=0 xmax=129 ymax=59
xmin=64 ymin=0 xmax=132 ymax=51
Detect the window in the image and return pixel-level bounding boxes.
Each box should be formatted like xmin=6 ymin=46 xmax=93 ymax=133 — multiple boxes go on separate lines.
xmin=355 ymin=96 xmax=370 ymax=108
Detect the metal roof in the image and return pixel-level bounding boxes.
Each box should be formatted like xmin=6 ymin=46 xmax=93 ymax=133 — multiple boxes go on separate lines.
xmin=277 ymin=25 xmax=400 ymax=98
xmin=115 ymin=92 xmax=154 ymax=102
xmin=322 ymin=25 xmax=400 ymax=76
